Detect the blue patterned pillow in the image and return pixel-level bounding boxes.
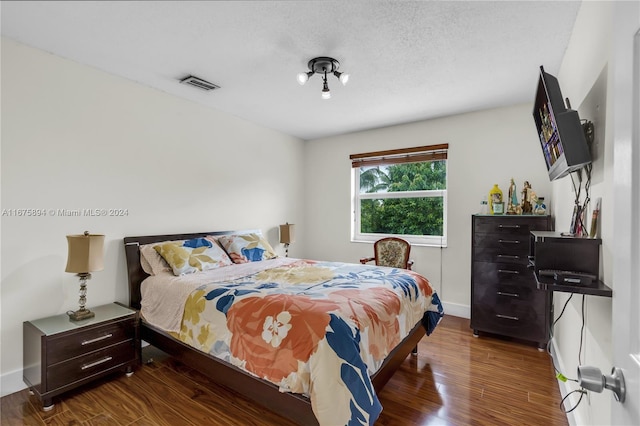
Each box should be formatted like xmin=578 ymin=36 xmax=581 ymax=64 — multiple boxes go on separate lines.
xmin=154 ymin=236 xmax=233 ymax=275
xmin=217 ymin=233 xmax=277 ymax=264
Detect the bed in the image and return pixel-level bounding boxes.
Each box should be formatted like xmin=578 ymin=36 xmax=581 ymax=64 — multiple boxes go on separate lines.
xmin=124 ymin=230 xmax=443 ymax=425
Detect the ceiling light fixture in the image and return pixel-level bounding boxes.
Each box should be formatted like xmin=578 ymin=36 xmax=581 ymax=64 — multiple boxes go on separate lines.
xmin=297 ymin=56 xmax=349 ymax=100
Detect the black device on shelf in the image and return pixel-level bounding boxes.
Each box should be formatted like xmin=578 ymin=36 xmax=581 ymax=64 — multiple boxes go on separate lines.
xmin=551 ymin=270 xmax=595 ymax=286
xmin=533 ymin=66 xmax=592 ymax=181
xmin=530 ymin=231 xmax=612 ymax=297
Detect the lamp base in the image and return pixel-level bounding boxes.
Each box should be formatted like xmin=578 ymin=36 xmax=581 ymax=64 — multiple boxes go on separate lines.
xmin=68 ymin=308 xmax=95 ymax=321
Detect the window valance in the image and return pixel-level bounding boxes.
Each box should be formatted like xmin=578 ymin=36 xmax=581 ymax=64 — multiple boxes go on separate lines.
xmin=350 ymin=144 xmax=448 ymax=168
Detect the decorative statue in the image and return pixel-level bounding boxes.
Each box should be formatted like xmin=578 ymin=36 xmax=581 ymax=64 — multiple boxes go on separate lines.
xmin=521 ymin=181 xmax=534 ymax=214
xmin=507 ymin=178 xmax=518 ymax=214
xmin=534 ymin=197 xmax=547 ymax=215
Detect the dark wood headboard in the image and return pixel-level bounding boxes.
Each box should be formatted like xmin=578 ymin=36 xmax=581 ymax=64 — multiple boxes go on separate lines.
xmin=123 ymin=229 xmax=259 ymax=310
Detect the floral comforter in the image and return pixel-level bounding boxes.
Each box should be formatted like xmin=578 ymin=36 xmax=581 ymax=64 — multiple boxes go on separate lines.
xmin=162 ymin=259 xmax=443 ymax=425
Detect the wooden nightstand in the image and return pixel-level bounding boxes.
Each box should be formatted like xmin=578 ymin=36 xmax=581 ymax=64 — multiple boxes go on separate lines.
xmin=23 ymin=303 xmax=139 ymax=410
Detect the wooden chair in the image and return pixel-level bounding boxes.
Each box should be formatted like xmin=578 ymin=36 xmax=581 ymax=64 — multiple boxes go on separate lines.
xmin=359 ymin=237 xmax=414 ymax=270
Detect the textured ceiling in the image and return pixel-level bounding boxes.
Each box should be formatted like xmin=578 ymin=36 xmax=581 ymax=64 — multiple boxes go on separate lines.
xmin=1 ymin=1 xmax=581 ymax=140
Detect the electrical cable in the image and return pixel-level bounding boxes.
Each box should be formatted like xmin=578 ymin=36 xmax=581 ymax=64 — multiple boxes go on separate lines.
xmin=548 ymin=293 xmax=588 ymax=414
xmin=579 ymin=164 xmax=592 ymax=236
xmin=560 ymin=389 xmax=587 ymax=414
xmin=568 ymin=120 xmax=594 ymax=236
xmin=547 ymin=293 xmax=578 ymax=382
xmin=560 ymin=295 xmax=588 ymax=415
xmin=569 ymin=172 xmax=582 ymax=234
xmin=555 ymin=158 xmax=591 ymax=413
xmin=569 ymin=163 xmax=592 ymax=236
xmin=553 ymin=293 xmax=574 ymax=328
xmin=570 ymin=171 xmax=581 ymax=202
xmin=578 ymin=294 xmax=586 ymax=365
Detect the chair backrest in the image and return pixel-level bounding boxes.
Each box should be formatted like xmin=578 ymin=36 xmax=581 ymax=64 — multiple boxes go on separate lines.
xmin=374 ymin=237 xmax=411 ymax=269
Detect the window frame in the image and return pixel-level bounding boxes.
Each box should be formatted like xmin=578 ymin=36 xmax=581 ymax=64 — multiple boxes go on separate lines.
xmin=350 ymin=145 xmax=448 ymax=247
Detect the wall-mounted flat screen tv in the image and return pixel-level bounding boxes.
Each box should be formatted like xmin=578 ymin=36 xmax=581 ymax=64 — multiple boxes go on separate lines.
xmin=533 ymin=66 xmax=591 ymax=181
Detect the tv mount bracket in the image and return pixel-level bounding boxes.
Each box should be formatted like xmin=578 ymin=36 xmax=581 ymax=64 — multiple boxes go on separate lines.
xmin=565 ymin=97 xmax=595 ymax=146
xmin=582 ymin=120 xmax=595 ymax=146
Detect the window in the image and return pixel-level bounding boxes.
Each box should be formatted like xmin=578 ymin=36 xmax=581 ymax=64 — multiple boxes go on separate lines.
xmin=351 ymin=144 xmax=448 ymax=247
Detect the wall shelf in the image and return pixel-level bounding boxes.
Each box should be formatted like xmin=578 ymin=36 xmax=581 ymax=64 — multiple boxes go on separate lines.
xmin=534 ymin=271 xmax=612 ymax=297
xmin=530 ymin=231 xmax=612 ymax=298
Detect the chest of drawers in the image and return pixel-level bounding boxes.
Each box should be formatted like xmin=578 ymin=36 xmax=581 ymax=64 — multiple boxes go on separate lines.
xmin=23 ymin=303 xmax=139 ymax=410
xmin=471 ymin=215 xmax=552 ymax=349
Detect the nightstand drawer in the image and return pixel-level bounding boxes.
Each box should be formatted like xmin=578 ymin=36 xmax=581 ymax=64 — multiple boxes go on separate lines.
xmin=47 ymin=318 xmax=136 ymax=365
xmin=47 ymin=340 xmax=135 ymax=390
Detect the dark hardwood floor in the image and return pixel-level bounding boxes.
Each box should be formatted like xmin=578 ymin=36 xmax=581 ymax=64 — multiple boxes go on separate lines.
xmin=2 ymin=315 xmax=569 ymax=425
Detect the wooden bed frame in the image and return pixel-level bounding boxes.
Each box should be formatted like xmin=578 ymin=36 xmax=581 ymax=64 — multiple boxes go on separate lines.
xmin=124 ymin=230 xmax=427 ymax=425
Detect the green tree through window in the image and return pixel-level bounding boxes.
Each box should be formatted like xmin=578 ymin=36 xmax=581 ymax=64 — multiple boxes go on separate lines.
xmin=352 ymin=145 xmax=447 ymax=246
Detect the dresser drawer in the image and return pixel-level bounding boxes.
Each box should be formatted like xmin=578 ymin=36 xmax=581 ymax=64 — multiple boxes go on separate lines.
xmin=471 ymin=299 xmax=548 ymax=342
xmin=473 ymin=261 xmax=532 ymax=285
xmin=47 ymin=340 xmax=135 ymax=390
xmin=473 ymin=232 xmax=530 ymax=252
xmin=473 ymin=216 xmax=549 ymax=236
xmin=472 ymin=276 xmax=543 ymax=309
xmin=47 ymin=318 xmax=136 ymax=365
xmin=472 ymin=248 xmax=529 ymax=265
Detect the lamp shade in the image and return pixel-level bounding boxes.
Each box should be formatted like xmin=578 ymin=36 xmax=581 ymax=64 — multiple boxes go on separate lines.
xmin=65 ymin=232 xmax=105 ymax=273
xmin=279 ymin=223 xmax=295 ymax=245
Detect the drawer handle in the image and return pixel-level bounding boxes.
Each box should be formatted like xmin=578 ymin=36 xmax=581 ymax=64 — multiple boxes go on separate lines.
xmin=497 ymin=254 xmax=520 ymax=259
xmin=499 ymin=224 xmax=521 ymax=229
xmin=496 ymin=314 xmax=519 ymax=321
xmin=499 ymin=239 xmax=521 ymax=244
xmin=81 ymin=334 xmax=113 ymax=345
xmin=498 ymin=269 xmax=520 ymax=275
xmin=81 ymin=356 xmax=113 ymax=370
xmin=497 ymin=291 xmax=520 ymax=298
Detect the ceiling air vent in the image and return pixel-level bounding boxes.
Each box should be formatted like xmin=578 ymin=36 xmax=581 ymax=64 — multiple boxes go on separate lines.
xmin=179 ymin=75 xmax=220 ymax=91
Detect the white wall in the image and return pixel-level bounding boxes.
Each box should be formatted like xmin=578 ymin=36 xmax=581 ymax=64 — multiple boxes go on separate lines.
xmin=551 ymin=2 xmax=615 ymax=425
xmin=0 ymin=38 xmax=305 ymax=395
xmin=303 ymin=104 xmax=552 ymax=318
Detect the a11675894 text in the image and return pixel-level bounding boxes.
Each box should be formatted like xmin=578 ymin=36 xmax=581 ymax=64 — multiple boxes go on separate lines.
xmin=1 ymin=208 xmax=129 ymax=217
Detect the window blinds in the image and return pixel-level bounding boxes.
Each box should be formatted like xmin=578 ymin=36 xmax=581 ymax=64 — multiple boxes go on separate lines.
xmin=350 ymin=143 xmax=448 ymax=168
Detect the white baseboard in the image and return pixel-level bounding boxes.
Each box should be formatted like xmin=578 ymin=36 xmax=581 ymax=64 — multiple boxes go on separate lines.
xmin=441 ymin=301 xmax=470 ymax=319
xmin=1 ymin=368 xmax=26 ymax=398
xmin=549 ymin=337 xmax=582 ymax=426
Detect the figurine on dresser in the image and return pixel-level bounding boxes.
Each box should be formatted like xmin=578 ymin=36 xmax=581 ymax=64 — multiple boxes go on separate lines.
xmin=521 ymin=181 xmax=536 ymax=214
xmin=507 ymin=178 xmax=518 ymax=215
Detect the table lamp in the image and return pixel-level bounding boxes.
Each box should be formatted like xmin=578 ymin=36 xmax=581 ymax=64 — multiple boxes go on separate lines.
xmin=65 ymin=231 xmax=104 ymax=321
xmin=279 ymin=223 xmax=295 ymax=257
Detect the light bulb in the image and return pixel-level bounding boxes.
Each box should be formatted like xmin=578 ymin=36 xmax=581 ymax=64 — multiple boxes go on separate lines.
xmin=297 ymin=72 xmax=309 ymax=85
xmin=321 ymin=77 xmax=331 ymax=99
xmin=339 ymin=73 xmax=350 ymax=85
